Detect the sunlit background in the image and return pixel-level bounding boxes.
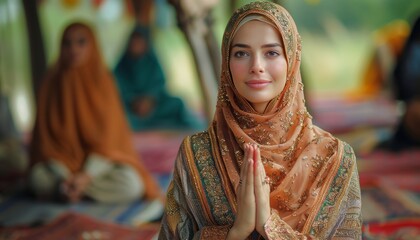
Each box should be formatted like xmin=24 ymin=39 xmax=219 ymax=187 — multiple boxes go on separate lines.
xmin=1 ymin=1 xmax=420 ymax=238
xmin=1 ymin=0 xmax=419 ymax=134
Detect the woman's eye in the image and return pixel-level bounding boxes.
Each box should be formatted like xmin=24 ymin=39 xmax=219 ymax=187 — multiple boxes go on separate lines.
xmin=78 ymin=38 xmax=87 ymax=46
xmin=266 ymin=51 xmax=280 ymax=57
xmin=233 ymin=51 xmax=248 ymax=58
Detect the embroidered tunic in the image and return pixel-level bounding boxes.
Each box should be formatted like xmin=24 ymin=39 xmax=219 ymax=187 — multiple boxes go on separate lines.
xmin=159 ymin=130 xmax=362 ymax=239
xmin=159 ymin=1 xmax=362 ymax=239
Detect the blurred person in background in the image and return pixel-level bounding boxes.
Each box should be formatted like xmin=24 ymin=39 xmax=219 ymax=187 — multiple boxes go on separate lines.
xmin=114 ymin=25 xmax=205 ymax=132
xmin=357 ymin=20 xmax=410 ymax=99
xmin=379 ymin=15 xmax=420 ymax=151
xmin=28 ymin=22 xmax=161 ymax=203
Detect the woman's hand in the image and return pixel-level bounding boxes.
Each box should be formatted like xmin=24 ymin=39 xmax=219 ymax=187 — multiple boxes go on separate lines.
xmin=228 ymin=144 xmax=271 ymax=239
xmin=61 ymin=172 xmax=91 ymax=203
xmin=228 ymin=143 xmax=256 ymax=239
xmin=253 ymin=144 xmax=271 ymax=238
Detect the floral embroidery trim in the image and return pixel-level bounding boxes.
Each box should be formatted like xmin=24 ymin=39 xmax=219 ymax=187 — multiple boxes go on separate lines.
xmin=190 ymin=132 xmax=234 ymax=225
xmin=200 ymin=225 xmax=231 ymax=239
xmin=308 ymin=142 xmax=355 ymax=237
xmin=165 ymin=181 xmax=179 ymax=216
xmin=264 ymin=212 xmax=308 ymax=240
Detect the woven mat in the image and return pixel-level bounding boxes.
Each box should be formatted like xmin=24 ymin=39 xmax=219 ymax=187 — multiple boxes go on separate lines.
xmin=309 ymin=96 xmax=399 ymax=134
xmin=133 ymin=131 xmax=187 ymax=174
xmin=0 ymin=212 xmax=159 ymax=240
xmin=359 ymin=150 xmax=420 ymax=239
xmin=0 ymin=174 xmax=171 ymax=227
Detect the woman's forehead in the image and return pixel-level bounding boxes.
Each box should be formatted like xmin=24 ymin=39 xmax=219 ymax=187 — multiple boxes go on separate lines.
xmin=64 ymin=26 xmax=89 ymax=39
xmin=231 ymin=20 xmax=281 ymax=43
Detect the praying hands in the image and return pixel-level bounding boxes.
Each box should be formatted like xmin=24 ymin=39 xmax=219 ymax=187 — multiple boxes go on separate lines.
xmin=228 ymin=143 xmax=272 ymax=240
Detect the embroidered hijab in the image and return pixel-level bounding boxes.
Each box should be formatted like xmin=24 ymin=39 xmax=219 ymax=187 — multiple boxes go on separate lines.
xmin=30 ymin=22 xmax=160 ymax=199
xmin=212 ymin=1 xmax=341 ymax=230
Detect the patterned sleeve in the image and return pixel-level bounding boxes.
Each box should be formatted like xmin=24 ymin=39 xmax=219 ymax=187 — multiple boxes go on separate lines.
xmin=264 ymin=211 xmax=311 ymax=240
xmin=329 ymin=166 xmax=363 ymax=239
xmin=158 ymin=149 xmax=232 ymax=240
xmin=264 ymin=152 xmax=362 ymax=240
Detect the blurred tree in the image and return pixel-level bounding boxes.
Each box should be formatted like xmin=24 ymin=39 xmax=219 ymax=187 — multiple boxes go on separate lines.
xmin=167 ymin=0 xmax=220 ymax=121
xmin=130 ymin=0 xmax=155 ymax=25
xmin=21 ymin=0 xmax=46 ymax=100
xmin=284 ymin=0 xmax=420 ymax=32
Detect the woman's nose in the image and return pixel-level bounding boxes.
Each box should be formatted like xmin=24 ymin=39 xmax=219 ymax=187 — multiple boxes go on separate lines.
xmin=250 ymin=55 xmax=264 ymax=74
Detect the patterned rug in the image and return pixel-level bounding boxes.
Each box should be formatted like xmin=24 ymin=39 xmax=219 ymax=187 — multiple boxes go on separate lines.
xmin=309 ymin=96 xmax=399 ymax=134
xmin=0 ymin=174 xmax=171 ymax=228
xmin=358 ymin=150 xmax=420 ymax=239
xmin=0 ymin=212 xmax=160 ymax=240
xmin=132 ymin=131 xmax=186 ymax=174
xmin=363 ymin=219 xmax=420 ymax=240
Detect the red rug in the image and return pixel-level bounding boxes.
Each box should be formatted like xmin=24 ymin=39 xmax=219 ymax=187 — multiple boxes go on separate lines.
xmin=309 ymin=96 xmax=399 ymax=134
xmin=363 ymin=218 xmax=420 ymax=240
xmin=358 ymin=150 xmax=420 ymax=191
xmin=358 ymin=150 xmax=420 ymax=239
xmin=132 ymin=131 xmax=187 ymax=174
xmin=0 ymin=212 xmax=159 ymax=240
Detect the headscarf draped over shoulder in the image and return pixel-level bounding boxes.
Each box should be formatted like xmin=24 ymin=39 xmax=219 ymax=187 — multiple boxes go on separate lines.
xmin=30 ymin=22 xmax=160 ymax=199
xmin=211 ymin=1 xmax=342 ymax=230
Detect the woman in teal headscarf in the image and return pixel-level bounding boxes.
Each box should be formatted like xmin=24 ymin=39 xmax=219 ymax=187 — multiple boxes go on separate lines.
xmin=114 ymin=25 xmax=205 ymax=132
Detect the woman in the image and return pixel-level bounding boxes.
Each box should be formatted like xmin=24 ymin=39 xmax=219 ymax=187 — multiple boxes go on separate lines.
xmin=357 ymin=20 xmax=409 ymax=98
xmin=159 ymin=2 xmax=362 ymax=239
xmin=29 ymin=22 xmax=161 ymax=203
xmin=378 ymin=15 xmax=420 ymax=151
xmin=114 ymin=25 xmax=205 ymax=132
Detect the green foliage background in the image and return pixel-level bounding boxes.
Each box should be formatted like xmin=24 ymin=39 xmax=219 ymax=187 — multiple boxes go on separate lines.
xmin=0 ymin=0 xmax=419 ymax=132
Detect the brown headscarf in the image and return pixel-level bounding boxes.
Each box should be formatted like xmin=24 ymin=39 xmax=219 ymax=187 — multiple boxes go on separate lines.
xmin=30 ymin=22 xmax=160 ymax=199
xmin=212 ymin=1 xmax=342 ymax=230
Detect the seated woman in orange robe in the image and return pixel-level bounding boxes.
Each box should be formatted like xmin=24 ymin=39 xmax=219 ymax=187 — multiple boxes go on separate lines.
xmin=28 ymin=22 xmax=161 ymax=203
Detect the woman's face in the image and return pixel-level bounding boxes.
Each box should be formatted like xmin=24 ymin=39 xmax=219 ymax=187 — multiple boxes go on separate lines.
xmin=129 ymin=34 xmax=147 ymax=57
xmin=61 ymin=27 xmax=91 ymax=67
xmin=229 ymin=20 xmax=287 ymax=113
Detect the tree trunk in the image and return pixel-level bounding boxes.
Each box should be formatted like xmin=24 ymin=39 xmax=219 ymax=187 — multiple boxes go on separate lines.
xmin=21 ymin=0 xmax=46 ymax=100
xmin=130 ymin=0 xmax=155 ymax=25
xmin=229 ymin=0 xmax=236 ymax=13
xmin=168 ymin=0 xmax=219 ymax=121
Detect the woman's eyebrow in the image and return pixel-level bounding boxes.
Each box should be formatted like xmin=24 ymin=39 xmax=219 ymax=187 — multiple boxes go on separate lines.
xmin=262 ymin=43 xmax=282 ymax=48
xmin=231 ymin=43 xmax=283 ymax=49
xmin=231 ymin=43 xmax=250 ymax=49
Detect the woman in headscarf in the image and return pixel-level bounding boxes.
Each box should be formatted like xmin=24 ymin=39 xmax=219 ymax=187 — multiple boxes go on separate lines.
xmin=356 ymin=20 xmax=409 ymax=98
xmin=158 ymin=2 xmax=362 ymax=239
xmin=29 ymin=22 xmax=161 ymax=203
xmin=377 ymin=15 xmax=420 ymax=151
xmin=113 ymin=25 xmax=205 ymax=132
xmin=390 ymin=15 xmax=420 ymax=148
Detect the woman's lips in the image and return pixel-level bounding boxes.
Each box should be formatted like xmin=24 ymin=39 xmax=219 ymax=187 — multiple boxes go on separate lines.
xmin=246 ymin=80 xmax=271 ymax=89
